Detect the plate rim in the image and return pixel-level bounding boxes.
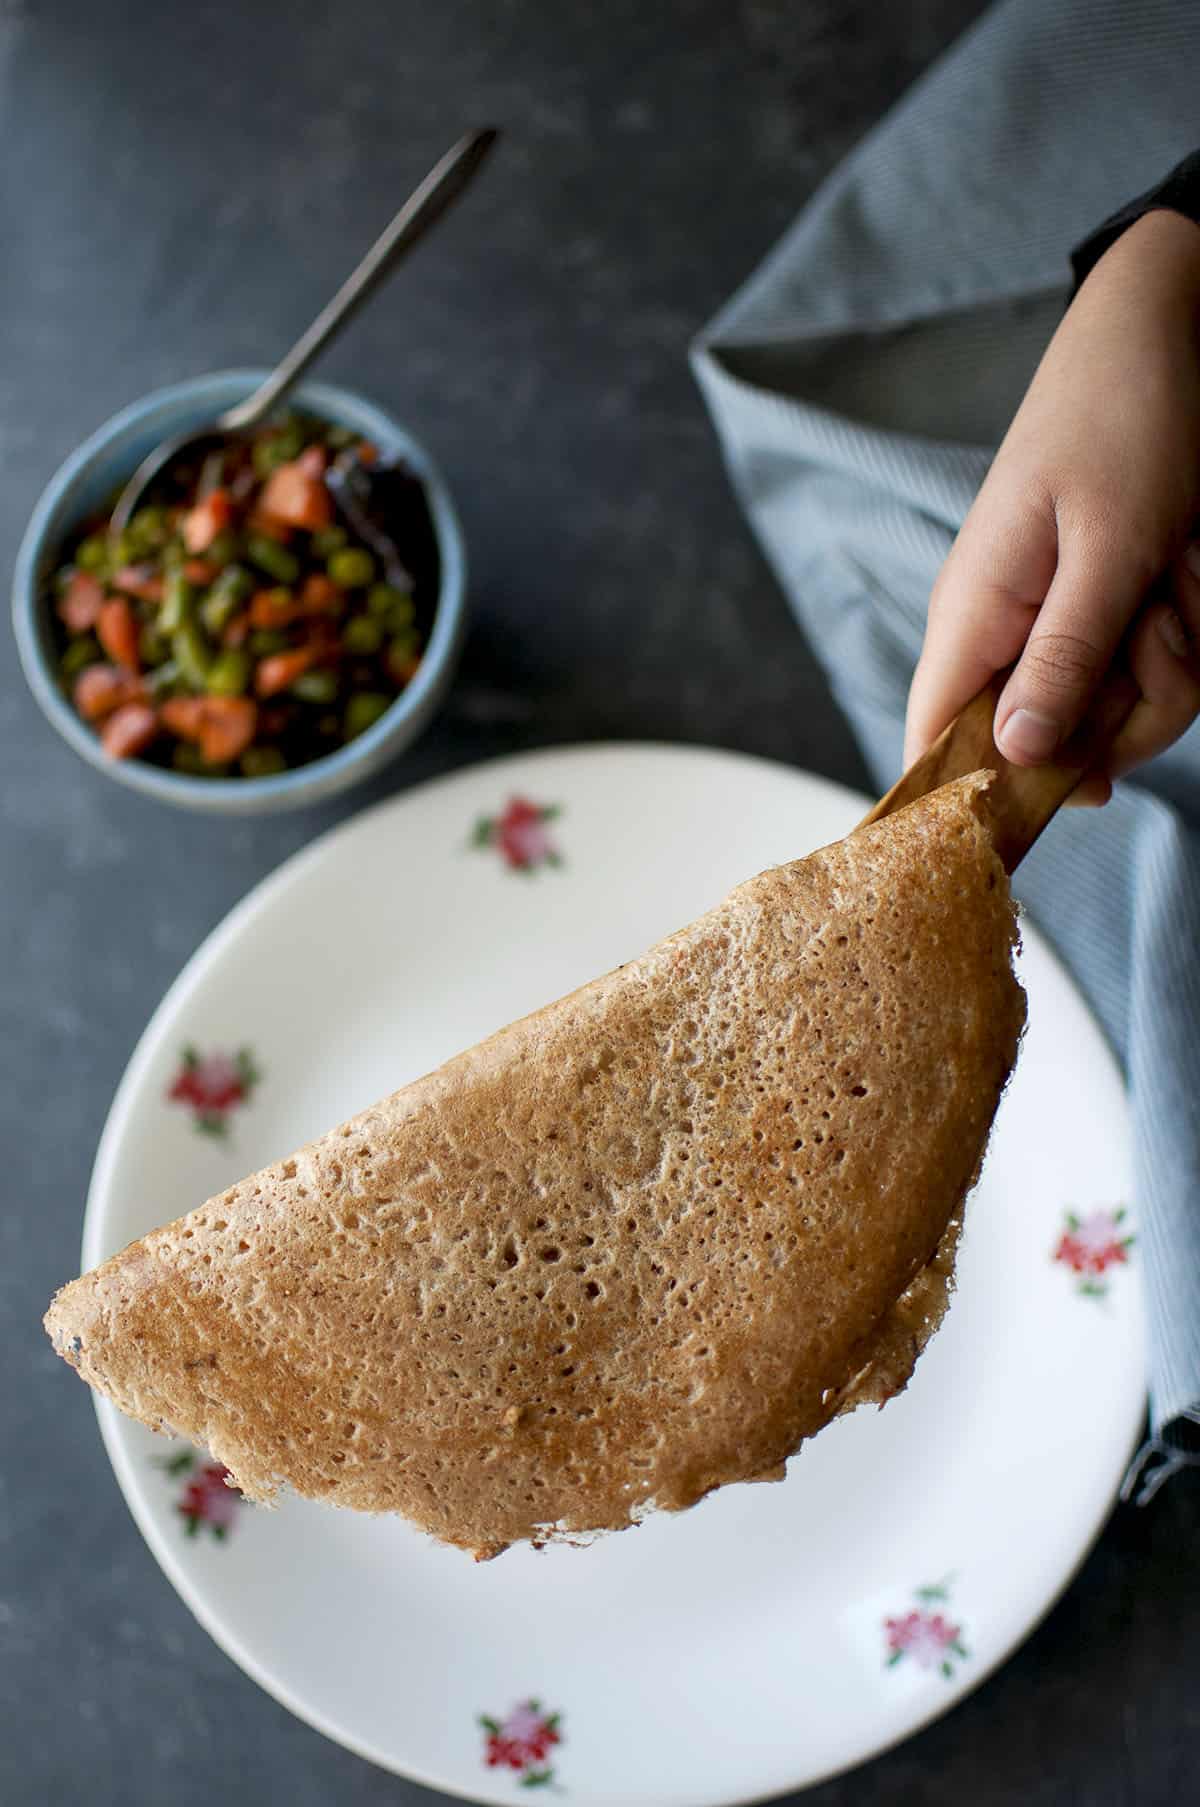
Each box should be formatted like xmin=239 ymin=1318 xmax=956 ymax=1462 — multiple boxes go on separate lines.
xmin=81 ymin=740 xmax=1147 ymax=1806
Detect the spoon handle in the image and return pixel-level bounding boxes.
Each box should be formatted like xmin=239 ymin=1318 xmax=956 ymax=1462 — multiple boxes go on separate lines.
xmin=859 ymin=669 xmax=1138 ymax=872
xmin=219 ymin=127 xmax=499 ymax=434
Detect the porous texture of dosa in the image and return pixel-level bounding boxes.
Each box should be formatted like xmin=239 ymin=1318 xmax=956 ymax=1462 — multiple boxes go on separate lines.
xmin=46 ymin=774 xmax=1024 ymax=1558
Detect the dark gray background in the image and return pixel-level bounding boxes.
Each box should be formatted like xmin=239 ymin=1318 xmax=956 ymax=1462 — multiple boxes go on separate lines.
xmin=3 ymin=2 xmax=1196 ymax=1802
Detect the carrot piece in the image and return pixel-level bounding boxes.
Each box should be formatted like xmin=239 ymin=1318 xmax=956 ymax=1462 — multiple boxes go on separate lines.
xmin=248 ymin=587 xmax=297 ymax=629
xmin=112 ymin=564 xmax=165 ymax=603
xmin=160 ymin=694 xmax=258 ymax=764
xmin=197 ymin=697 xmax=257 ymax=765
xmin=100 ymin=702 xmax=159 ymax=760
xmin=297 ymin=444 xmax=327 ymax=478
xmin=255 ymin=647 xmax=316 ymax=697
xmin=259 ymin=461 xmax=333 ymax=531
xmin=159 ymin=695 xmax=208 ymax=739
xmin=57 ymin=570 xmax=105 ymax=633
xmin=96 ymin=597 xmax=141 ymax=672
xmin=73 ymin=664 xmax=145 ymax=722
xmin=183 ymin=489 xmax=234 ymax=554
xmin=299 ymin=572 xmax=340 ymax=612
xmin=184 ymin=558 xmax=219 ymax=586
xmin=245 ymin=508 xmax=292 ymax=543
xmin=356 ymin=441 xmax=378 ymax=466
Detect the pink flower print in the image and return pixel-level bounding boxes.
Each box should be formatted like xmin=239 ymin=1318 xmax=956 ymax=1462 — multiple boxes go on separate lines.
xmin=884 ymin=1580 xmax=968 ymax=1680
xmin=1054 ymin=1208 xmax=1134 ymax=1299
xmin=479 ymin=1698 xmax=563 ymax=1788
xmin=159 ymin=1449 xmax=243 ymax=1541
xmin=471 ymin=798 xmax=563 ymax=873
xmin=168 ymin=1045 xmax=260 ymax=1137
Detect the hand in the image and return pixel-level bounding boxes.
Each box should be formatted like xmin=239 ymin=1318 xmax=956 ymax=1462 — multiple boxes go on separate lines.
xmin=905 ymin=208 xmax=1200 ymax=804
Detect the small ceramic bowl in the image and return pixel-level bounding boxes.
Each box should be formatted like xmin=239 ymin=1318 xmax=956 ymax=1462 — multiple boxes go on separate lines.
xmin=12 ymin=370 xmax=467 ymax=813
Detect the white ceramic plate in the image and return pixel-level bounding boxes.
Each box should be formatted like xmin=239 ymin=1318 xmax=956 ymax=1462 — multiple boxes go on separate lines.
xmin=83 ymin=744 xmax=1145 ymax=1806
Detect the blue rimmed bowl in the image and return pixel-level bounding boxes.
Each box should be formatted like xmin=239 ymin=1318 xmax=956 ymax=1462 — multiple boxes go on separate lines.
xmin=12 ymin=370 xmax=467 ymax=813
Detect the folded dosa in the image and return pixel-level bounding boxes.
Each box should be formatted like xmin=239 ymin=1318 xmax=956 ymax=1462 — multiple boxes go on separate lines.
xmin=46 ymin=772 xmax=1024 ymax=1557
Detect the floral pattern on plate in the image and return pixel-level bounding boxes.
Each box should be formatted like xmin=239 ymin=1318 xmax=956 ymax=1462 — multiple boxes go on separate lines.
xmin=471 ymin=797 xmax=563 ymax=873
xmin=479 ymin=1699 xmax=563 ymax=1789
xmin=1053 ymin=1207 xmax=1135 ymax=1299
xmin=884 ymin=1580 xmax=968 ymax=1680
xmin=159 ymin=1449 xmax=243 ymax=1541
xmin=168 ymin=1045 xmax=261 ymax=1137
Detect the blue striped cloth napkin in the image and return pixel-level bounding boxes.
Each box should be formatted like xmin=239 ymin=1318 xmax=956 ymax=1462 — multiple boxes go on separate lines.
xmin=693 ymin=0 xmax=1200 ymax=1493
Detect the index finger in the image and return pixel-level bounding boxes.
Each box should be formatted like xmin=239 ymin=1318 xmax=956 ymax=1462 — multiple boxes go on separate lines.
xmin=904 ymin=483 xmax=1057 ymax=768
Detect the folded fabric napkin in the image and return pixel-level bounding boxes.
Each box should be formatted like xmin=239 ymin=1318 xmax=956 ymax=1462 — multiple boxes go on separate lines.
xmin=694 ymin=0 xmax=1200 ymax=1494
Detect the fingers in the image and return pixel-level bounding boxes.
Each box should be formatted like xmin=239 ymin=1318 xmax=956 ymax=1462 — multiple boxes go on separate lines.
xmin=1101 ymin=558 xmax=1200 ymax=776
xmin=904 ymin=482 xmax=1057 ymax=767
xmin=993 ymin=519 xmax=1156 ymax=765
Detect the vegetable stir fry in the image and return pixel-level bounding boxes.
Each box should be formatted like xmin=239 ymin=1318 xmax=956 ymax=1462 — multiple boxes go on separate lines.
xmin=49 ymin=416 xmax=439 ymax=776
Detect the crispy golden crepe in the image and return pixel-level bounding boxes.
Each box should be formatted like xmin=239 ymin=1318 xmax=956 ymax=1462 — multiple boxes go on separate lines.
xmin=46 ymin=773 xmax=1024 ymax=1557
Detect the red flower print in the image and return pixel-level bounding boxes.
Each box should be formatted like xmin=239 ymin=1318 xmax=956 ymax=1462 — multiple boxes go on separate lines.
xmin=1053 ymin=1207 xmax=1134 ymax=1299
xmin=159 ymin=1449 xmax=243 ymax=1541
xmin=471 ymin=797 xmax=563 ymax=873
xmin=479 ymin=1699 xmax=563 ymax=1789
xmin=884 ymin=1580 xmax=968 ymax=1680
xmin=168 ymin=1045 xmax=260 ymax=1137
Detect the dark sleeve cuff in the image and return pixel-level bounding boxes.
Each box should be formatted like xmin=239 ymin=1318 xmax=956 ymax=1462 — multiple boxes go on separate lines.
xmin=1071 ymin=149 xmax=1200 ymax=287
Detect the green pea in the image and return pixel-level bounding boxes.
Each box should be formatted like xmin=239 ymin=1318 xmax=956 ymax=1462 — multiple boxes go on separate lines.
xmin=248 ymin=628 xmax=290 ymax=657
xmin=343 ymin=614 xmax=383 ymax=656
xmin=207 ymin=649 xmax=251 ymax=696
xmin=311 ymin=525 xmax=348 ymax=557
xmin=75 ymin=534 xmax=110 ymax=573
xmin=60 ymin=635 xmax=101 ymax=678
xmin=388 ymin=632 xmax=419 ymax=670
xmin=241 ymin=745 xmax=288 ymax=778
xmin=126 ymin=506 xmax=168 ymax=555
xmin=171 ymin=621 xmax=212 ymax=689
xmin=289 ymin=668 xmax=339 ymax=705
xmin=327 ymin=547 xmax=375 ymax=588
xmin=344 ymin=692 xmax=392 ymax=739
xmin=172 ymin=742 xmax=210 ymax=775
xmin=138 ymin=624 xmax=169 ymax=666
xmin=247 ymin=535 xmax=300 ymax=585
xmin=366 ymin=582 xmax=409 ymax=620
xmin=160 ymin=571 xmax=195 ymax=634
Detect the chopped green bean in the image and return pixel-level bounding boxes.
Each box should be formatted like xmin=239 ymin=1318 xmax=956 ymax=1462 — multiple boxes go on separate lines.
xmin=60 ymin=635 xmax=101 ymax=678
xmin=160 ymin=571 xmax=195 ymax=634
xmin=204 ymin=529 xmax=241 ymax=567
xmin=147 ymin=659 xmax=182 ymax=694
xmin=343 ymin=614 xmax=383 ymax=655
xmin=248 ymin=535 xmax=300 ymax=584
xmin=327 ymin=547 xmax=375 ymax=588
xmin=171 ymin=621 xmax=212 ymax=688
xmin=248 ymin=628 xmax=290 ymax=656
xmin=325 ymin=424 xmax=357 ymax=449
xmin=201 ymin=566 xmax=253 ymax=635
xmin=344 ymin=691 xmax=392 ymax=739
xmin=138 ymin=624 xmax=169 ymax=666
xmin=206 ymin=649 xmax=251 ymax=695
xmin=289 ymin=668 xmax=339 ymax=705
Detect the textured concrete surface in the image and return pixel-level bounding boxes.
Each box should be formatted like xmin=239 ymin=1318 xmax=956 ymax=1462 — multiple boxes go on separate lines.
xmin=2 ymin=2 xmax=1196 ymax=1803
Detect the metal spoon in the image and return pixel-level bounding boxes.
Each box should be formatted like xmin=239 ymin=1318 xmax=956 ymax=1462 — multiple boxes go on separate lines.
xmin=109 ymin=126 xmax=498 ymax=536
